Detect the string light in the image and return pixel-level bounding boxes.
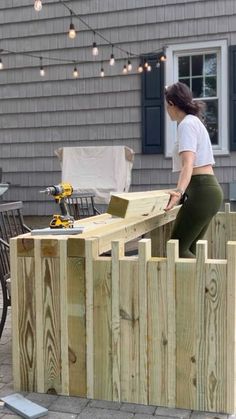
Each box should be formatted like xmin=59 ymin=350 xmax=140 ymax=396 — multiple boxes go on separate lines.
xmin=73 ymin=65 xmax=79 ymax=78
xmin=92 ymin=32 xmax=99 ymax=56
xmin=68 ymin=11 xmax=76 ymax=39
xmin=147 ymin=64 xmax=152 ymax=71
xmin=34 ymin=0 xmax=42 ymax=12
xmin=138 ymin=64 xmax=143 ymax=73
xmin=109 ymin=45 xmax=115 ymax=66
xmin=122 ymin=64 xmax=128 ymax=75
xmin=39 ymin=57 xmax=45 ymax=76
xmin=160 ymin=54 xmax=167 ymax=62
xmin=0 ymin=59 xmax=3 ymax=70
xmin=100 ymin=62 xmax=104 ymax=77
xmin=127 ymin=59 xmax=132 ymax=72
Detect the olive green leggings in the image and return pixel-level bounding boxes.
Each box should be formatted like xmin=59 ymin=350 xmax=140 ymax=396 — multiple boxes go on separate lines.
xmin=170 ymin=174 xmax=223 ymax=258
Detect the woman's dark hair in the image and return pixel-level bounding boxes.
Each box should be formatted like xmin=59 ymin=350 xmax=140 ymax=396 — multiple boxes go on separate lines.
xmin=165 ymin=82 xmax=205 ymax=119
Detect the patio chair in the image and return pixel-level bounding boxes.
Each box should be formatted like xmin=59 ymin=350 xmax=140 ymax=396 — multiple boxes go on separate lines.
xmin=0 ymin=201 xmax=30 ymax=338
xmin=65 ymin=193 xmax=100 ymax=220
xmin=0 ymin=201 xmax=31 ymax=244
xmin=0 ymin=238 xmax=10 ymax=338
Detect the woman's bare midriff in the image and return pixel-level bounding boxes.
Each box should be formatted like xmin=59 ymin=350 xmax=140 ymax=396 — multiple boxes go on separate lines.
xmin=192 ymin=165 xmax=214 ymax=175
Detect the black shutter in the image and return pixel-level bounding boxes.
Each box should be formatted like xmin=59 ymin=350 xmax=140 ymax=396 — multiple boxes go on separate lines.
xmin=141 ymin=55 xmax=165 ymax=154
xmin=230 ymin=45 xmax=236 ymax=151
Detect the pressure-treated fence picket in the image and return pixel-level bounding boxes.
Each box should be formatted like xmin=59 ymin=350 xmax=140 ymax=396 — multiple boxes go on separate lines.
xmin=10 ymin=204 xmax=236 ymax=414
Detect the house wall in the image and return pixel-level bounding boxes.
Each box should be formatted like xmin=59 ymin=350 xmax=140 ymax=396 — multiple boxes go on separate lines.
xmin=0 ymin=0 xmax=236 ymax=215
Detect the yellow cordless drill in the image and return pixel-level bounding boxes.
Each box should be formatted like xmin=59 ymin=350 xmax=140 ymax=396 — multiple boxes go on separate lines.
xmin=40 ymin=182 xmax=74 ymax=228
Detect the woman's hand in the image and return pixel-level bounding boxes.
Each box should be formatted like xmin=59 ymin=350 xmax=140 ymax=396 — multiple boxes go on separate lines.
xmin=165 ymin=190 xmax=182 ymax=211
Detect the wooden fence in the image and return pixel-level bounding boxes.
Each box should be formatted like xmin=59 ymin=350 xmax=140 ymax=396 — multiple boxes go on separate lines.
xmin=10 ymin=203 xmax=236 ymax=414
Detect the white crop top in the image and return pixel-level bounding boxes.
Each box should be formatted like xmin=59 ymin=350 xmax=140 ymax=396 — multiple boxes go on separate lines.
xmin=172 ymin=114 xmax=215 ymax=172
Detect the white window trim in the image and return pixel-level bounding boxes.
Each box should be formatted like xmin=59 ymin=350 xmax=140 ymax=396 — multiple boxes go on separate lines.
xmin=165 ymin=39 xmax=228 ymax=158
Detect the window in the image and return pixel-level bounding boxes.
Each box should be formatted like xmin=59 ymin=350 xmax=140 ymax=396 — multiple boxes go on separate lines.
xmin=165 ymin=40 xmax=228 ymax=157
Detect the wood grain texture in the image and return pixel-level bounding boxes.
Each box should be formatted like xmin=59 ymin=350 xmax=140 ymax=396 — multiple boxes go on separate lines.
xmin=67 ymin=256 xmax=86 ymax=396
xmin=175 ymin=259 xmax=196 ymax=410
xmin=166 ymin=240 xmax=178 ymax=407
xmin=42 ymin=253 xmax=62 ymax=394
xmin=138 ymin=239 xmax=151 ymax=405
xmin=226 ymin=242 xmax=236 ymax=414
xmin=120 ymin=258 xmax=139 ymax=403
xmin=107 ymin=190 xmax=170 ymax=218
xmin=93 ymin=258 xmax=112 ymax=400
xmin=148 ymin=258 xmax=168 ymax=406
xmin=111 ymin=241 xmax=124 ymax=401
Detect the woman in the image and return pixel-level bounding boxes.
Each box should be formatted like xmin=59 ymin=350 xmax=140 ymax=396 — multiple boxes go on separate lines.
xmin=164 ymin=82 xmax=223 ymax=258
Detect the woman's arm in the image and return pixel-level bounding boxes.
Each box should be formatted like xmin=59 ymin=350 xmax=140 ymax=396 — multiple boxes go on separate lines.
xmin=165 ymin=150 xmax=195 ymax=211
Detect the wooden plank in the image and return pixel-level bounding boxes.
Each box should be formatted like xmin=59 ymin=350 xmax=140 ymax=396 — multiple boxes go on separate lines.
xmin=59 ymin=239 xmax=69 ymax=395
xmin=41 ymin=240 xmax=62 ymax=394
xmin=34 ymin=239 xmax=44 ymax=393
xmin=107 ymin=190 xmax=170 ymax=218
xmin=111 ymin=240 xmax=124 ymax=401
xmin=67 ymin=256 xmax=86 ymax=396
xmin=148 ymin=257 xmax=168 ymax=406
xmin=150 ymin=222 xmax=174 ymax=257
xmin=195 ymin=241 xmax=207 ymax=411
xmin=120 ymin=258 xmax=139 ymax=403
xmin=68 ymin=206 xmax=180 ymax=257
xmin=10 ymin=238 xmax=21 ymax=391
xmin=85 ymin=238 xmax=99 ymax=399
xmin=93 ymin=258 xmax=112 ymax=401
xmin=166 ymin=240 xmax=178 ymax=407
xmin=175 ymin=258 xmax=196 ymax=410
xmin=226 ymin=241 xmax=236 ymax=414
xmin=204 ymin=261 xmax=227 ymax=412
xmin=138 ymin=239 xmax=151 ymax=405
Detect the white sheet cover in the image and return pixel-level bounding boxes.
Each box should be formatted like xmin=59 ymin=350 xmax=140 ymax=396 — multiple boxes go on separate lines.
xmin=55 ymin=146 xmax=134 ymax=204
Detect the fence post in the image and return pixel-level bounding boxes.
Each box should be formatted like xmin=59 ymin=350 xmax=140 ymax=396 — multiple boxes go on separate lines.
xmin=226 ymin=241 xmax=236 ymax=413
xmin=111 ymin=240 xmax=124 ymax=402
xmin=166 ymin=239 xmax=178 ymax=407
xmin=138 ymin=238 xmax=151 ymax=405
xmin=195 ymin=240 xmax=207 ymax=411
xmin=85 ymin=238 xmax=99 ymax=399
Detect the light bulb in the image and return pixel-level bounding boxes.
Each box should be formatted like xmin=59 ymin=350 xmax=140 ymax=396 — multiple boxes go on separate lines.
xmin=92 ymin=42 xmax=99 ymax=56
xmin=40 ymin=66 xmax=45 ymax=76
xmin=68 ymin=23 xmax=76 ymax=39
xmin=127 ymin=60 xmax=132 ymax=71
xmin=34 ymin=0 xmax=42 ymax=11
xmin=138 ymin=64 xmax=143 ymax=73
xmin=0 ymin=59 xmax=3 ymax=70
xmin=109 ymin=54 xmax=115 ymax=66
xmin=160 ymin=54 xmax=167 ymax=62
xmin=144 ymin=59 xmax=148 ymax=68
xmin=100 ymin=67 xmax=104 ymax=77
xmin=73 ymin=66 xmax=79 ymax=78
xmin=122 ymin=65 xmax=128 ymax=74
xmin=147 ymin=65 xmax=152 ymax=72
xmin=156 ymin=62 xmax=160 ymax=68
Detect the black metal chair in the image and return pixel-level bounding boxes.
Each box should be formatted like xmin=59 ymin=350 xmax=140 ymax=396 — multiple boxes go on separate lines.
xmin=0 ymin=201 xmax=30 ymax=338
xmin=0 ymin=201 xmax=31 ymax=243
xmin=65 ymin=193 xmax=100 ymax=219
xmin=0 ymin=238 xmax=10 ymax=338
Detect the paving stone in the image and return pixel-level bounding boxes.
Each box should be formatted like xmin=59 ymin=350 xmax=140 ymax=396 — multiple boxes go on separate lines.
xmin=89 ymin=399 xmax=121 ymax=410
xmin=1 ymin=414 xmax=21 ymax=418
xmin=0 ymin=385 xmax=16 ymax=398
xmin=0 ymin=366 xmax=12 ymax=385
xmin=47 ymin=412 xmax=78 ymax=419
xmin=134 ymin=415 xmax=157 ymax=419
xmin=49 ymin=395 xmax=89 ymax=414
xmin=121 ymin=402 xmax=156 ymax=414
xmin=190 ymin=412 xmax=228 ymax=418
xmin=77 ymin=407 xmax=134 ymax=418
xmin=26 ymin=392 xmax=59 ymax=408
xmin=155 ymin=406 xmax=191 ymax=418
